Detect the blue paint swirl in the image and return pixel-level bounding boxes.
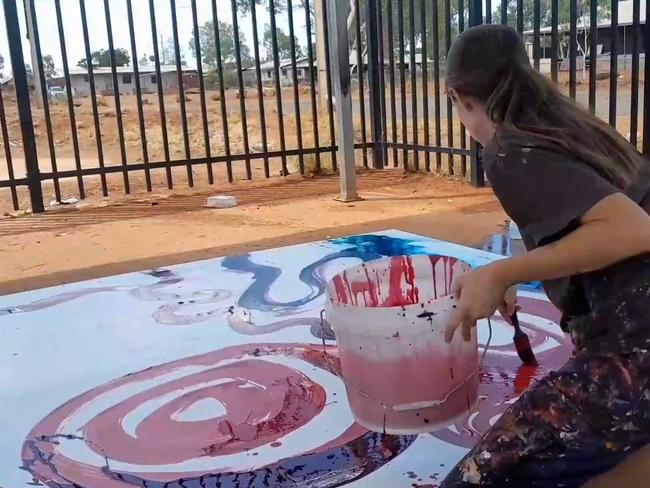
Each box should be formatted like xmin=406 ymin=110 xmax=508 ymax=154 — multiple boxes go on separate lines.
xmin=221 ymin=235 xmax=431 ymax=314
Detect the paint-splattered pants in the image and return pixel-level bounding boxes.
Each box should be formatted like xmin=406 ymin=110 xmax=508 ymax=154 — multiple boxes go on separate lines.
xmin=440 ymin=351 xmax=650 ymax=488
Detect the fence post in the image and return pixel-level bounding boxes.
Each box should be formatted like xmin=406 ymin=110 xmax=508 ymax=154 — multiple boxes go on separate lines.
xmin=365 ymin=0 xmax=385 ymax=169
xmin=642 ymin=0 xmax=650 ymax=157
xmin=4 ymin=0 xmax=44 ymax=213
xmin=468 ymin=0 xmax=485 ymax=187
xmin=328 ymin=0 xmax=360 ymax=202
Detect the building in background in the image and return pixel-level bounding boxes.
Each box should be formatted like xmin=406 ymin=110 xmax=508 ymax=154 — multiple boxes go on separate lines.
xmin=49 ymin=65 xmax=199 ymax=97
xmin=523 ymin=0 xmax=646 ymax=73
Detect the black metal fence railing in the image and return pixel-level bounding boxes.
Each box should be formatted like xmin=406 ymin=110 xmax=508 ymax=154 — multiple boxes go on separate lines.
xmin=1 ymin=0 xmax=650 ymax=214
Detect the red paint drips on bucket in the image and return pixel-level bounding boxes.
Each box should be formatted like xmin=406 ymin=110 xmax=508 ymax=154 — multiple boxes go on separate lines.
xmin=384 ymin=256 xmax=420 ymax=307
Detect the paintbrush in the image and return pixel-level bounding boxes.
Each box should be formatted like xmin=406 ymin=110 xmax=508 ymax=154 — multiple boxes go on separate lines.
xmin=510 ymin=311 xmax=538 ymax=366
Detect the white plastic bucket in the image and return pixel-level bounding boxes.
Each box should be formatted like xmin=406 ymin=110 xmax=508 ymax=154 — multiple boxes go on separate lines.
xmin=325 ymin=255 xmax=479 ymax=435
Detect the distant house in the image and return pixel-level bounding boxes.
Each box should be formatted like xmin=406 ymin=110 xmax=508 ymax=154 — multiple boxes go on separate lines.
xmin=523 ymin=0 xmax=646 ymax=73
xmin=1 ymin=73 xmax=36 ymax=92
xmin=51 ymin=65 xmax=199 ymax=97
xmin=245 ymin=58 xmax=302 ymax=86
xmin=245 ymin=54 xmax=391 ymax=86
xmin=281 ymin=57 xmax=322 ymax=84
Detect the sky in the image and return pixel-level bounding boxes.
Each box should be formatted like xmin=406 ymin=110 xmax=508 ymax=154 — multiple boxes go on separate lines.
xmin=0 ymin=0 xmax=307 ymax=78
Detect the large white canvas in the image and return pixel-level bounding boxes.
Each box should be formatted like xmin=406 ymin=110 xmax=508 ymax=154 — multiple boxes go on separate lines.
xmin=0 ymin=230 xmax=572 ymax=487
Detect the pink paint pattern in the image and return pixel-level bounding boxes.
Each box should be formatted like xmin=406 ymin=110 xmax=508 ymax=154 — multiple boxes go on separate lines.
xmin=22 ymin=344 xmax=415 ymax=487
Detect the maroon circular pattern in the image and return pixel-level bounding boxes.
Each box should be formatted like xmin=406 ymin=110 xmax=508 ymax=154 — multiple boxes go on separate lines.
xmin=431 ymin=295 xmax=574 ymax=448
xmin=22 ymin=343 xmax=416 ymax=488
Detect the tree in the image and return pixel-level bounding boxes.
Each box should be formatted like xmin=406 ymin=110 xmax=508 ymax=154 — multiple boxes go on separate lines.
xmin=42 ymin=55 xmax=57 ymax=80
xmin=0 ymin=53 xmax=4 ymax=80
xmin=138 ymin=54 xmax=151 ymax=67
xmin=76 ymin=48 xmax=131 ymax=68
xmin=161 ymin=37 xmax=187 ymax=66
xmin=235 ymin=0 xmax=286 ymax=15
xmin=189 ymin=21 xmax=252 ymax=68
xmin=263 ymin=24 xmax=304 ymax=61
xmin=494 ymin=0 xmax=609 ymax=32
xmin=380 ymin=1 xmax=459 ymax=61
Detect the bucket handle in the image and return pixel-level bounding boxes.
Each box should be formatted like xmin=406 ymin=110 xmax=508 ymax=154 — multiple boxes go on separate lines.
xmin=319 ymin=312 xmax=493 ymax=413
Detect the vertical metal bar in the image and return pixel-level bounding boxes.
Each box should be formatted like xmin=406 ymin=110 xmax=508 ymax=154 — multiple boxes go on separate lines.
xmin=355 ymin=0 xmax=368 ymax=168
xmin=0 ymin=85 xmax=18 ymax=210
xmin=366 ymin=0 xmax=385 ymax=169
xmin=551 ymin=0 xmax=559 ymax=83
xmin=458 ymin=0 xmax=467 ymax=177
xmin=329 ymin=0 xmax=359 ymax=201
xmin=408 ymin=0 xmax=419 ymax=170
xmin=27 ymin=0 xmax=61 ymax=202
xmin=569 ymin=0 xmax=577 ymax=100
xmin=126 ymin=0 xmax=152 ymax=191
xmin=421 ymin=0 xmax=430 ymax=171
xmin=170 ymin=0 xmax=193 ymax=186
xmin=322 ymin=0 xmax=338 ymax=170
xmin=79 ymin=0 xmax=105 ymax=197
xmin=533 ymin=0 xmax=541 ymax=71
xmin=397 ymin=0 xmax=408 ymax=169
xmin=445 ymin=0 xmax=454 ymax=173
xmin=304 ymin=0 xmax=321 ymax=172
xmin=387 ymin=0 xmax=399 ymax=166
xmin=190 ymin=0 xmax=213 ymax=184
xmin=469 ymin=0 xmax=484 ymax=187
xmin=486 ymin=0 xmax=492 ymax=24
xmin=516 ymin=0 xmax=523 ymax=34
xmin=377 ymin=0 xmax=388 ymax=166
xmin=104 ymin=0 xmax=130 ymax=193
xmin=501 ymin=0 xmax=507 ymax=24
xmin=211 ymin=0 xmax=233 ymax=183
xmin=287 ymin=0 xmax=305 ymax=173
xmin=609 ymin=0 xmax=619 ymax=128
xmin=24 ymin=0 xmax=43 ymax=111
xmin=270 ymin=0 xmax=288 ymax=174
xmin=630 ymin=0 xmax=641 ymax=146
xmin=149 ymin=0 xmax=173 ymax=188
xmin=432 ymin=0 xmax=442 ymax=172
xmin=589 ymin=0 xmax=598 ymax=112
xmin=55 ymin=0 xmax=83 ymax=200
xmin=251 ymin=0 xmax=270 ymax=177
xmin=4 ymin=0 xmax=43 ymax=212
xmin=643 ymin=0 xmax=650 ymax=155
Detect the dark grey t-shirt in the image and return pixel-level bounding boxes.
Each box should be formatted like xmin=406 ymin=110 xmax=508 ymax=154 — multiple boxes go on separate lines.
xmin=483 ymin=130 xmax=650 ymax=352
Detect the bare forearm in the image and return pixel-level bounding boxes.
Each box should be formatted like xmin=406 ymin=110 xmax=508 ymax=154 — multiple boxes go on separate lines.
xmin=491 ymin=194 xmax=650 ymax=287
xmin=492 ymin=219 xmax=650 ymax=287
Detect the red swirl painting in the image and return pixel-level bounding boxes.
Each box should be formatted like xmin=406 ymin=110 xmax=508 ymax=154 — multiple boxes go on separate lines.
xmin=431 ymin=294 xmax=574 ymax=448
xmin=22 ymin=343 xmax=416 ymax=487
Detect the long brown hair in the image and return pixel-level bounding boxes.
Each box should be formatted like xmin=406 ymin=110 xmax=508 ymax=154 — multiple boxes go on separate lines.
xmin=446 ymin=24 xmax=644 ymax=188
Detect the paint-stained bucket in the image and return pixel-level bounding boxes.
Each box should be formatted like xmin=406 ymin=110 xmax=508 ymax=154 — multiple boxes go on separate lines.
xmin=325 ymin=255 xmax=479 ymax=434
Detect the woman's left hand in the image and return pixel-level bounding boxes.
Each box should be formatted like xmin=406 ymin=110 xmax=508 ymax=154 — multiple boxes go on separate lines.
xmin=445 ymin=263 xmax=510 ymax=343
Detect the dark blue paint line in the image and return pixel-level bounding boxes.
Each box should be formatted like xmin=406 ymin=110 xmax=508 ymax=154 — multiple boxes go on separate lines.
xmin=222 ymin=235 xmax=432 ymax=314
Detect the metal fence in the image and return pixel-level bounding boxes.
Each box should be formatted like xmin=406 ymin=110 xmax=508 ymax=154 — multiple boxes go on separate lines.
xmin=1 ymin=0 xmax=650 ymax=213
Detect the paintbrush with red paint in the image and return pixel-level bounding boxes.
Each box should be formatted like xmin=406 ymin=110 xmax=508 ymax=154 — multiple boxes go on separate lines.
xmin=510 ymin=311 xmax=538 ymax=366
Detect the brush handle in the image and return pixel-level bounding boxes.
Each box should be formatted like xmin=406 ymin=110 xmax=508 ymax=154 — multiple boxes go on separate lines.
xmin=510 ymin=312 xmax=521 ymax=330
xmin=510 ymin=312 xmax=527 ymax=339
xmin=510 ymin=311 xmax=539 ymax=366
